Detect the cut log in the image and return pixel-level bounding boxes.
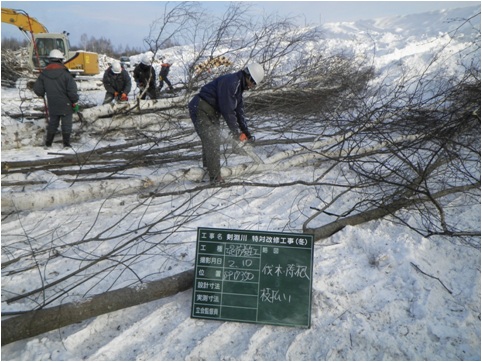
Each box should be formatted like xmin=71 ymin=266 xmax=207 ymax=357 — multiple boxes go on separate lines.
xmin=1 ymin=269 xmax=195 ymax=346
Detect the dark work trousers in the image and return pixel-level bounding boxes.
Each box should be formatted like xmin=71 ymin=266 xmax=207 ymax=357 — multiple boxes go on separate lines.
xmin=48 ymin=113 xmax=73 ymax=135
xmin=159 ymin=76 xmax=173 ymax=91
xmin=139 ymin=86 xmax=157 ymax=100
xmin=189 ymin=95 xmax=222 ymax=180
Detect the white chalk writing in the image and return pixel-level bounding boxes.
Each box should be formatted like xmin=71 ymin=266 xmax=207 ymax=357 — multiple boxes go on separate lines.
xmin=260 ymin=288 xmax=292 ymax=303
xmin=224 ymin=270 xmax=256 ymax=282
xmin=261 ymin=263 xmax=310 ymax=280
xmin=225 ymin=244 xmax=260 ymax=257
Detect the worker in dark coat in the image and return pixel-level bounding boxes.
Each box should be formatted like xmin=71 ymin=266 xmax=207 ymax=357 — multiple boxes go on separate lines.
xmin=102 ymin=60 xmax=132 ymax=104
xmin=158 ymin=61 xmax=174 ymax=92
xmin=188 ymin=62 xmax=264 ymax=183
xmin=133 ymin=54 xmax=157 ymax=100
xmin=33 ymin=49 xmax=79 ymax=148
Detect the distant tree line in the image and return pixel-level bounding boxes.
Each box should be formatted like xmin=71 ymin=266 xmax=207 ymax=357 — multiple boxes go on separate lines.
xmin=75 ymin=33 xmax=144 ymax=57
xmin=1 ymin=34 xmax=144 ymax=57
xmin=1 ymin=36 xmax=29 ymax=50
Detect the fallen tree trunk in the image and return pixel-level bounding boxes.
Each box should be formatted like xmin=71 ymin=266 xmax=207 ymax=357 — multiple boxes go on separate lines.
xmin=75 ymin=96 xmax=184 ymax=123
xmin=1 ymin=269 xmax=195 ymax=346
xmin=304 ymin=183 xmax=481 ymax=241
xmin=1 ymin=134 xmax=423 ymax=213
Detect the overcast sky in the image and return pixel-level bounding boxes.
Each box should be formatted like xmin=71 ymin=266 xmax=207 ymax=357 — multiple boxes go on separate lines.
xmin=1 ymin=1 xmax=479 ymax=50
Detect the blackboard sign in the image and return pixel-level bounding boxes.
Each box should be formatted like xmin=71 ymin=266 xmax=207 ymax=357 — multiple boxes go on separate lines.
xmin=191 ymin=227 xmax=314 ymax=328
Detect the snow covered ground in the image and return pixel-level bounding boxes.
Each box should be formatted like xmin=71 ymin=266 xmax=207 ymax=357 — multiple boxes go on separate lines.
xmin=1 ymin=5 xmax=481 ymax=360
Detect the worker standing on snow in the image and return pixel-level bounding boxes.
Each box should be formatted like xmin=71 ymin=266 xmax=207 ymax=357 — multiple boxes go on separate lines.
xmin=158 ymin=60 xmax=174 ymax=93
xmin=33 ymin=49 xmax=79 ymax=148
xmin=102 ymin=60 xmax=132 ymax=104
xmin=133 ymin=54 xmax=157 ymax=100
xmin=188 ymin=62 xmax=264 ymax=184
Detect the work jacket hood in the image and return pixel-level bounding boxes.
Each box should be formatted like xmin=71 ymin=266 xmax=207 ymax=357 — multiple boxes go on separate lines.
xmin=42 ymin=62 xmax=69 ymax=80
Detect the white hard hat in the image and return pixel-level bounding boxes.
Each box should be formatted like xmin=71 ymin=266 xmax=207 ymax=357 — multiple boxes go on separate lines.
xmin=245 ymin=62 xmax=264 ymax=85
xmin=141 ymin=54 xmax=152 ymax=65
xmin=112 ymin=61 xmax=122 ymax=74
xmin=48 ymin=49 xmax=65 ymax=60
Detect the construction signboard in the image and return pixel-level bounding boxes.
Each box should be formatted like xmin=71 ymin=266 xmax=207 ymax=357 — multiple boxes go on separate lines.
xmin=191 ymin=227 xmax=314 ymax=328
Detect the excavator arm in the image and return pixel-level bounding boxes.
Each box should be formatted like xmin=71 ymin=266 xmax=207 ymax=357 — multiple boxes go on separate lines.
xmin=1 ymin=8 xmax=48 ymax=34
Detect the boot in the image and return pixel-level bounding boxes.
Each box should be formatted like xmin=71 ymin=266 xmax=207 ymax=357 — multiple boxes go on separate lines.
xmin=45 ymin=132 xmax=55 ymax=147
xmin=62 ymin=133 xmax=71 ymax=148
xmin=209 ymin=175 xmax=225 ymax=185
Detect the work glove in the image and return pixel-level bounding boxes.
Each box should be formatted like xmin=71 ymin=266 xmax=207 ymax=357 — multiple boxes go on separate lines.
xmin=239 ymin=132 xmax=248 ymax=142
xmin=159 ymin=76 xmax=163 ymax=81
xmin=120 ymin=93 xmax=128 ymax=101
xmin=239 ymin=132 xmax=255 ymax=143
xmin=72 ymin=103 xmax=79 ymax=113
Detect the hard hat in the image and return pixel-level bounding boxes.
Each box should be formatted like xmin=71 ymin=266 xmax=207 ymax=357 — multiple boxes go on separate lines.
xmin=111 ymin=61 xmax=122 ymax=74
xmin=48 ymin=49 xmax=65 ymax=60
xmin=141 ymin=54 xmax=152 ymax=65
xmin=245 ymin=62 xmax=264 ymax=85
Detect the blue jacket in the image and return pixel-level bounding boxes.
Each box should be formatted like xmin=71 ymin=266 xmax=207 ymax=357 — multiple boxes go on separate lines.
xmin=198 ymin=70 xmax=249 ymax=135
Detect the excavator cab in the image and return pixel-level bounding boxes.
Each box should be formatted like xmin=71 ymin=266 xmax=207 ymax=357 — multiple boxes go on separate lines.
xmin=31 ymin=33 xmax=68 ymax=69
xmin=29 ymin=33 xmax=99 ymax=76
xmin=35 ymin=37 xmax=66 ymax=56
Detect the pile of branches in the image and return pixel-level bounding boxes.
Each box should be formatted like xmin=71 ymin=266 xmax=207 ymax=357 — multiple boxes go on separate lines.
xmin=1 ymin=48 xmax=32 ymax=88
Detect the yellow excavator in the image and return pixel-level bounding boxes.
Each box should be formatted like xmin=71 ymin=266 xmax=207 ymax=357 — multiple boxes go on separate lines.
xmin=2 ymin=8 xmax=99 ymax=76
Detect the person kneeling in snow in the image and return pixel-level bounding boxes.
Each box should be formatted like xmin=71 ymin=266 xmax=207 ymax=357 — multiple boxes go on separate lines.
xmin=102 ymin=60 xmax=132 ymax=104
xmin=33 ymin=49 xmax=79 ymax=148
